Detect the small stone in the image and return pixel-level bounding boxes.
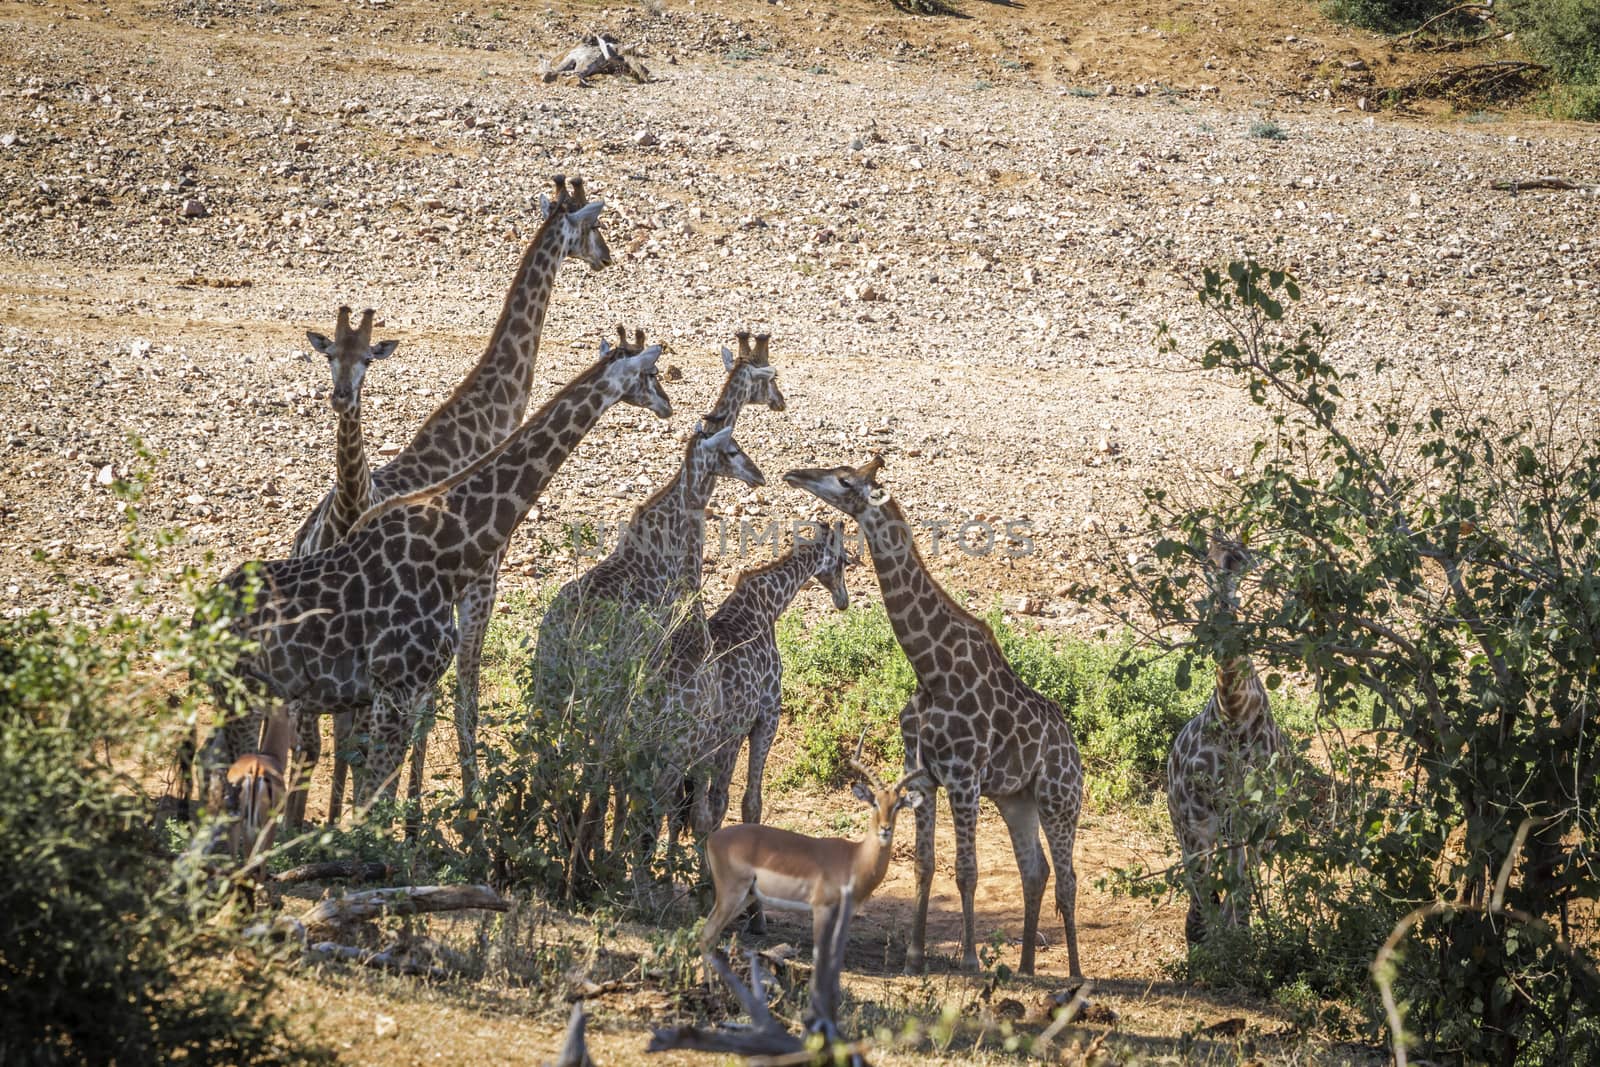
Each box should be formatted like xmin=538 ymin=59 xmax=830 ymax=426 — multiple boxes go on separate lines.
xmin=1408 ymin=191 xmax=1423 ymax=208
xmin=180 ymin=198 xmax=208 ymax=219
xmin=374 ymin=1014 xmax=397 ymax=1039
xmin=378 ymin=441 xmax=403 ymax=456
xmin=663 ymin=364 xmax=683 ymax=383
xmin=1343 ymin=58 xmax=1368 ymax=72
xmin=95 ymin=464 xmax=114 ymax=486
xmin=633 ymin=129 xmax=659 ymax=147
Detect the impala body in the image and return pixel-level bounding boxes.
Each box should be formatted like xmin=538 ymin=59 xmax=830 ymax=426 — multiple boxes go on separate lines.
xmin=701 ymin=750 xmax=927 ymax=970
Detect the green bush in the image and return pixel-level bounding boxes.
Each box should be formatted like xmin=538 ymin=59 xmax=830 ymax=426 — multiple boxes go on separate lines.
xmin=1503 ymin=0 xmax=1600 ymax=118
xmin=1322 ymin=0 xmax=1460 ymax=31
xmin=1114 ymin=258 xmax=1600 ymax=1063
xmin=775 ymin=605 xmax=1303 ymax=805
xmin=0 ymin=466 xmax=309 ymax=1064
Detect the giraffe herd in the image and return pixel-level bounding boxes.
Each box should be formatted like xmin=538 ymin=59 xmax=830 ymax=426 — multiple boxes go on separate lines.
xmin=203 ymin=173 xmax=1286 ymax=981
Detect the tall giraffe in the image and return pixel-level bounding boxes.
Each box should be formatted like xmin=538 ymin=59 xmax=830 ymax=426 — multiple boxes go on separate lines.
xmin=785 ymin=457 xmax=1084 ymax=977
xmin=309 ymin=176 xmax=612 ymax=825
xmin=200 ymin=336 xmax=671 ymax=815
xmin=286 ymin=305 xmax=397 ymax=826
xmin=1165 ymin=535 xmax=1287 ymax=946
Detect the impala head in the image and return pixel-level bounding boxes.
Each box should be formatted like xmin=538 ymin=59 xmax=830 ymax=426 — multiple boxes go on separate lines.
xmin=539 ymin=174 xmax=612 ymax=271
xmin=598 ymin=325 xmax=672 ymax=419
xmin=847 ymin=737 xmax=928 ymax=845
xmin=783 ymin=454 xmax=886 ymax=520
xmin=709 ymin=330 xmax=786 ymax=425
xmin=693 ymin=421 xmax=766 ymax=488
xmin=305 ymin=306 xmax=397 ymax=414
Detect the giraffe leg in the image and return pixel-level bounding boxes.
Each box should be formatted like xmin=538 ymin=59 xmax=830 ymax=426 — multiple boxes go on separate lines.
xmin=946 ymin=777 xmax=983 ymax=971
xmin=288 ymin=709 xmax=320 ymax=830
xmin=452 ymin=562 xmax=500 ymax=814
xmin=741 ymin=708 xmax=779 ymax=827
xmin=1040 ymin=788 xmax=1084 ymax=978
xmin=327 ymin=711 xmax=353 ymax=826
xmin=994 ymin=793 xmax=1049 ymax=976
xmin=355 ymin=688 xmax=413 ymax=806
xmin=403 ymin=694 xmax=432 ymax=841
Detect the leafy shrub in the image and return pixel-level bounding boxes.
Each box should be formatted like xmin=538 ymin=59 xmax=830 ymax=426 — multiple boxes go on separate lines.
xmin=776 ymin=604 xmax=1280 ymax=805
xmin=1111 ymin=258 xmax=1600 ymax=1063
xmin=1503 ymin=0 xmax=1600 ymax=118
xmin=0 ymin=468 xmax=309 ymax=1065
xmin=1322 ymin=0 xmax=1461 ymax=31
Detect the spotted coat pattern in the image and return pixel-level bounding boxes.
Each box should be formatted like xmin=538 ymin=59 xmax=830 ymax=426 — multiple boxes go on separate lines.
xmin=783 ymin=460 xmax=1084 ymax=978
xmin=1165 ymin=541 xmax=1286 ymax=945
xmin=201 ymin=343 xmax=669 ymax=811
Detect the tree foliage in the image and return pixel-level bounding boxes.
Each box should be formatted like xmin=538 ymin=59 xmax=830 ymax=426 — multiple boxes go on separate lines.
xmin=1111 ymin=259 xmax=1600 ymax=1062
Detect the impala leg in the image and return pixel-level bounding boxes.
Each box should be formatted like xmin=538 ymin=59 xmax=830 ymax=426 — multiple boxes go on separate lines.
xmin=994 ymin=793 xmax=1048 ymax=975
xmin=700 ymin=877 xmax=755 ymax=987
xmin=947 ymin=777 xmax=983 ymax=970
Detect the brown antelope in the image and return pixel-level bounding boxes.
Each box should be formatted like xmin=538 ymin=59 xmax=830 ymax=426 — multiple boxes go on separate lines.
xmin=225 ymin=708 xmax=292 ymax=863
xmin=700 ymin=743 xmax=929 ymax=976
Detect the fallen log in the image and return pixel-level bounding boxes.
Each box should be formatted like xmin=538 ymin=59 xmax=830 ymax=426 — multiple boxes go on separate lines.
xmin=1490 ymin=176 xmax=1599 ymax=193
xmin=298 ymin=884 xmax=509 ymax=937
xmin=273 ymin=860 xmax=394 ymax=885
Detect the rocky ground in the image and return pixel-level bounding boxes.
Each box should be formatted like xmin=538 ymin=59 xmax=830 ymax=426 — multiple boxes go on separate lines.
xmin=2 ymin=0 xmax=1597 ymax=1060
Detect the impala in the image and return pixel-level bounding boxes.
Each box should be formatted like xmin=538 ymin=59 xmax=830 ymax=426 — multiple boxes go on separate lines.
xmin=700 ymin=741 xmax=929 ymax=975
xmin=225 ymin=708 xmax=292 ymax=862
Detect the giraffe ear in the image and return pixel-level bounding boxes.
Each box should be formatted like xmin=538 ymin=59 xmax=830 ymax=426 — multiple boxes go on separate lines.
xmin=568 ymin=201 xmax=604 ymax=227
xmin=630 ymin=343 xmax=664 ymax=369
xmin=721 ymin=345 xmax=735 ymax=372
xmin=306 ymin=330 xmax=335 ymax=356
xmin=746 ymin=366 xmax=776 ymax=383
xmin=704 ymin=425 xmax=735 ymax=448
xmin=538 ymin=193 xmax=554 ymax=219
xmin=368 ymin=339 xmax=398 ymax=361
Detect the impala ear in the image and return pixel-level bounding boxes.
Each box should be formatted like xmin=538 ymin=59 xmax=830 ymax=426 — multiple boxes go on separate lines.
xmin=850 ymin=780 xmax=874 ymax=805
xmin=903 ymin=789 xmax=925 ymax=809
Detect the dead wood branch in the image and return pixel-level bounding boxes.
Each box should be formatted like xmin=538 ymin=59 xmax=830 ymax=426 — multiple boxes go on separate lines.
xmin=1391 ymin=60 xmax=1547 ymax=103
xmin=1398 ymin=4 xmax=1496 ymax=44
xmin=566 ymin=978 xmax=639 ymax=1001
xmin=272 ymin=860 xmax=393 ymax=885
xmin=1490 ymin=176 xmax=1599 ymax=193
xmin=307 ymin=940 xmax=452 ymax=980
xmin=297 ymin=884 xmax=508 ymax=937
xmin=647 ymin=951 xmax=807 ymax=1057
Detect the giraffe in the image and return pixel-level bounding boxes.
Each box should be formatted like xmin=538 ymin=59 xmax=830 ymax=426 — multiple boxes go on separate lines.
xmin=674 ymin=524 xmax=856 ymax=934
xmin=697 ymin=523 xmax=855 ymax=835
xmin=200 ymin=335 xmax=671 ymax=820
xmin=531 ymin=422 xmax=768 ymax=887
xmin=784 ymin=457 xmax=1084 ymax=977
xmin=285 ymin=305 xmax=397 ymax=827
xmin=1165 ymin=534 xmax=1287 ymax=946
xmin=302 ymin=175 xmax=611 ymax=827
xmin=530 ymin=333 xmax=784 ymax=882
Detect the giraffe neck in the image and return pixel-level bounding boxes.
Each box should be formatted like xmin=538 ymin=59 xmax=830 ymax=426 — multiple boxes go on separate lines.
xmin=364 ymin=361 xmax=615 ymax=597
xmin=1209 ymin=570 xmax=1266 ymax=727
xmin=703 ymin=374 xmax=753 ymax=433
xmin=328 ymin=401 xmax=372 ymax=536
xmin=716 ymin=540 xmax=830 ymax=627
xmin=386 ymin=211 xmax=568 ymax=483
xmin=859 ymin=498 xmax=987 ymax=681
xmin=616 ymin=439 xmax=719 ymax=595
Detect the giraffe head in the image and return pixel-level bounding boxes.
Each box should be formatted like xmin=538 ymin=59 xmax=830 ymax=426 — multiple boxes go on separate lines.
xmin=597 ymin=326 xmax=672 ymax=419
xmin=305 ymin=306 xmax=398 ymax=414
xmin=538 ymin=175 xmax=612 ymax=271
xmin=691 ymin=422 xmax=766 ymax=489
xmin=705 ymin=330 xmax=785 ymax=430
xmin=1205 ymin=531 xmax=1251 ymax=611
xmin=782 ymin=454 xmax=886 ymax=520
xmin=847 ymin=735 xmax=928 ymax=846
xmin=807 ymin=522 xmax=857 ymax=611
